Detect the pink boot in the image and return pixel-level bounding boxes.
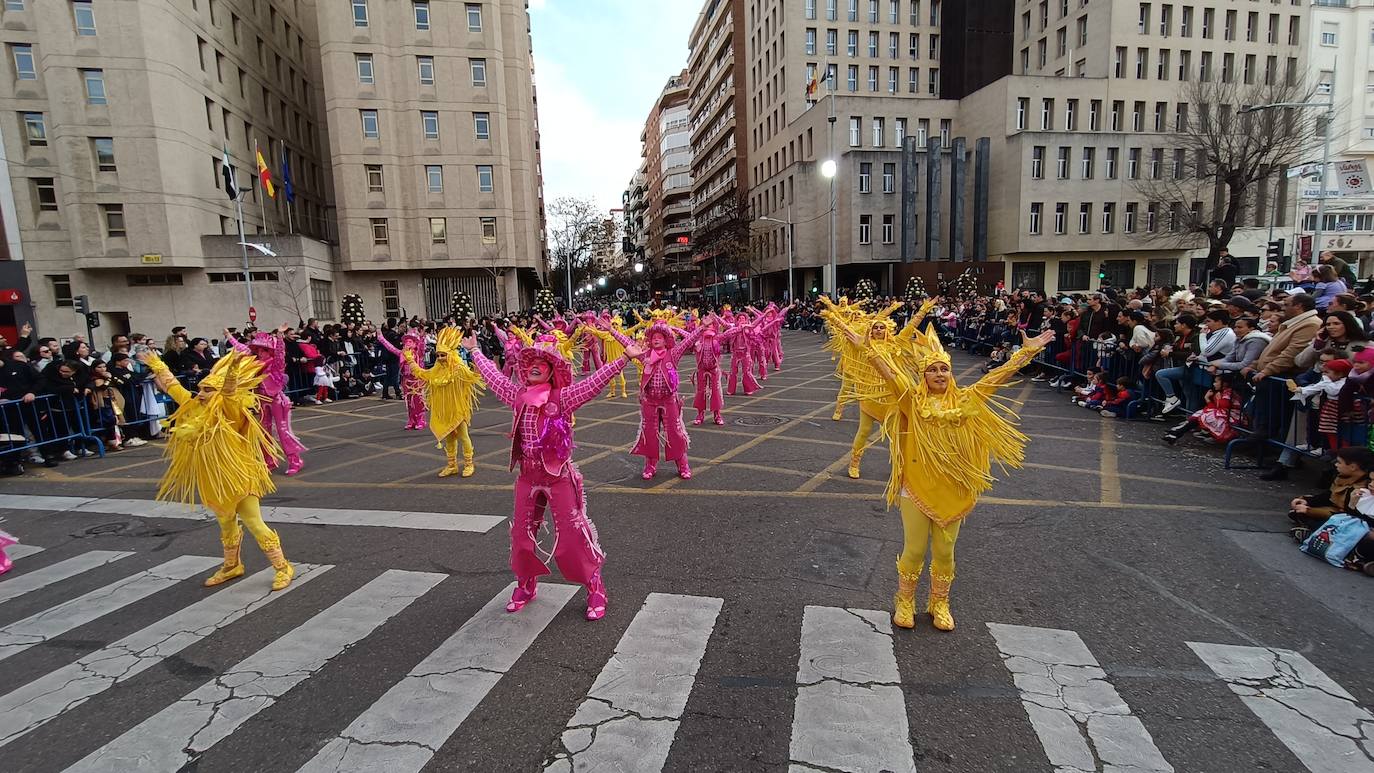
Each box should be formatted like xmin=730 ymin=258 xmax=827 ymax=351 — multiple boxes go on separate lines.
xmin=506 ymin=580 xmax=538 ymax=613
xmin=641 ymin=461 xmax=657 ymax=480
xmin=677 ymin=458 xmax=692 ymax=479
xmin=285 ymin=456 xmax=303 ymax=476
xmin=692 ymin=412 xmax=704 ymax=426
xmin=713 ymin=414 xmax=725 ymax=425
xmin=584 ymin=573 xmax=607 ymax=621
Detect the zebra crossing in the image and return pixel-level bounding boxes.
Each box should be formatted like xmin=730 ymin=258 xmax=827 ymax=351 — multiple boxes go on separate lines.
xmin=0 ymin=544 xmax=1369 ymax=773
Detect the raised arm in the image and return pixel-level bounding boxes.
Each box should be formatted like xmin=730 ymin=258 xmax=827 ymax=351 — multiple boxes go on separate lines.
xmin=898 ymin=299 xmax=939 ymax=341
xmin=511 ymin=325 xmax=535 ymax=346
xmin=375 ymin=330 xmax=402 ymax=358
xmin=671 ymin=321 xmax=709 ymax=360
xmin=564 ymin=355 xmax=632 ymax=412
xmin=401 ymin=350 xmax=432 ymax=383
xmin=223 ymin=329 xmax=252 ymax=356
xmin=489 ymin=324 xmax=510 ymax=345
xmin=137 ymin=351 xmax=195 ymax=406
xmin=972 ymin=330 xmax=1053 ymax=397
xmin=465 ymin=343 xmax=519 ymax=407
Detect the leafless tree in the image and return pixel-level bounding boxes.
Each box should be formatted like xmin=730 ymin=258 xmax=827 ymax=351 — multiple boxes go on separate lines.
xmin=1132 ymin=78 xmax=1318 ymax=265
xmin=694 ymin=195 xmax=761 ymax=280
xmin=546 ymin=196 xmax=607 ymax=303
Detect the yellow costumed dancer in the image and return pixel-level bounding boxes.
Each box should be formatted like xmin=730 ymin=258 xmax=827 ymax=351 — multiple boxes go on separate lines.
xmin=849 ymin=323 xmax=1054 ymax=631
xmin=585 ymin=313 xmax=632 ymax=398
xmin=404 ymin=327 xmax=485 ymax=477
xmin=137 ymin=350 xmax=295 ymax=591
xmin=824 ymin=296 xmax=873 ymax=421
xmin=821 ymin=297 xmax=907 ymax=479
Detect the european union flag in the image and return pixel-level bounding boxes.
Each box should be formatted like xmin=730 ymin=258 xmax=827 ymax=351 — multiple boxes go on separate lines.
xmin=281 ymin=149 xmax=295 ymax=203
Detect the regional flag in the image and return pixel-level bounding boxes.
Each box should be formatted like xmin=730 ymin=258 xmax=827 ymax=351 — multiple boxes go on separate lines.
xmin=256 ymin=149 xmax=276 ymax=199
xmin=281 ymin=149 xmax=295 ymax=203
xmin=221 ymin=146 xmax=238 ymax=200
xmin=805 ymin=70 xmax=819 ymax=100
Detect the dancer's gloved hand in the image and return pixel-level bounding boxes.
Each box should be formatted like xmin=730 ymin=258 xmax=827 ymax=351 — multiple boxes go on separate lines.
xmin=625 ymin=343 xmax=647 ymax=360
xmin=460 ymin=334 xmax=478 ymax=352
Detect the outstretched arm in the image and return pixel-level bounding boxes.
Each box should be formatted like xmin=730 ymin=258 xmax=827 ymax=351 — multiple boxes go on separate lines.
xmin=972 ymin=330 xmax=1054 ymax=396
xmin=463 ymin=337 xmax=519 ymax=407
xmin=223 ymin=329 xmax=252 ymax=356
xmin=375 ymin=331 xmax=402 ymax=358
xmin=898 ymin=298 xmax=939 ymax=341
xmin=136 ymin=351 xmax=195 ymax=405
xmin=671 ymin=321 xmax=709 ymax=360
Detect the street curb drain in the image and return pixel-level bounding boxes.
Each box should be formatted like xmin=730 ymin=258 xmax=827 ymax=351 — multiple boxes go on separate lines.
xmin=735 ymin=415 xmax=787 ymax=427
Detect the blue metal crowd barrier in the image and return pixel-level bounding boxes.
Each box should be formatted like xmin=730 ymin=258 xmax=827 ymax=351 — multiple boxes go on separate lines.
xmin=0 ymin=393 xmax=106 ymax=460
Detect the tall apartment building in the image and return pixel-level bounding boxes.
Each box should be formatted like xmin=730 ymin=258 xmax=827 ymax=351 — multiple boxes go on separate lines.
xmin=0 ymin=0 xmax=545 ymax=339
xmin=631 ymin=72 xmax=695 ymax=291
xmin=1295 ymin=0 xmax=1374 ymax=271
xmin=688 ymin=0 xmax=749 ymax=294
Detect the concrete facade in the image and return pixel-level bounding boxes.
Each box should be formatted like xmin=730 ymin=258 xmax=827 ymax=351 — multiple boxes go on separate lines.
xmin=688 ymin=0 xmax=749 ymax=257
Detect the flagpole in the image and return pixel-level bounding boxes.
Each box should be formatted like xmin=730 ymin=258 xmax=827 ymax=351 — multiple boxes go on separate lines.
xmin=254 ymin=138 xmax=270 ymax=236
xmin=236 ymin=192 xmax=253 ymax=312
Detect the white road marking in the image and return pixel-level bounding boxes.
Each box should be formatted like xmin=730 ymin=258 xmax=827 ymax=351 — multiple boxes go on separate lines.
xmin=988 ymin=623 xmax=1174 ymax=773
xmin=299 ymin=582 xmax=576 ymax=773
xmin=0 ymin=555 xmax=220 ymax=663
xmin=0 ymin=550 xmax=134 ymax=605
xmin=1189 ymin=642 xmax=1374 ymax=773
xmin=64 ymin=569 xmax=444 ymax=773
xmin=1 ymin=494 xmax=504 ymax=534
xmin=6 ymin=543 xmax=45 ymax=561
xmin=544 ymin=593 xmax=723 ymax=773
xmin=789 ymin=605 xmax=916 ymax=773
xmin=0 ymin=564 xmax=329 ymax=748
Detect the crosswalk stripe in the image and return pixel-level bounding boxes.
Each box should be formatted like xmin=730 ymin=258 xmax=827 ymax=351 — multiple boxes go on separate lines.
xmin=64 ymin=569 xmax=445 ymax=773
xmin=6 ymin=543 xmax=45 ymax=561
xmin=789 ymin=606 xmax=916 ymax=773
xmin=0 ymin=563 xmax=330 ymax=749
xmin=3 ymin=494 xmax=504 ymax=533
xmin=1188 ymin=642 xmax=1374 ymax=773
xmin=0 ymin=555 xmax=220 ymax=664
xmin=544 ymin=593 xmax=723 ymax=773
xmin=0 ymin=550 xmax=134 ymax=606
xmin=299 ymin=582 xmax=577 ymax=773
xmin=988 ymin=623 xmax=1174 ymax=773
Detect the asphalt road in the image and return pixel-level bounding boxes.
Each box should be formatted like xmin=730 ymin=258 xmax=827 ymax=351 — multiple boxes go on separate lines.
xmin=0 ymin=330 xmax=1370 ymax=773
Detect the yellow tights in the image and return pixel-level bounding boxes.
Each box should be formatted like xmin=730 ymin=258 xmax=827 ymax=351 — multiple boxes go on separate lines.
xmin=851 ymin=410 xmax=877 ymax=457
xmin=213 ymin=496 xmax=276 ymax=550
xmin=441 ymin=425 xmax=474 ymax=461
xmin=606 ymin=372 xmax=627 ymax=397
xmin=896 ymin=498 xmax=961 ymax=578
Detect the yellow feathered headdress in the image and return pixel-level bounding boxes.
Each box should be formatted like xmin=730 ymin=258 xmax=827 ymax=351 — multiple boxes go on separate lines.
xmin=905 ymin=324 xmax=951 ymax=375
xmin=435 ymin=326 xmax=463 ymax=354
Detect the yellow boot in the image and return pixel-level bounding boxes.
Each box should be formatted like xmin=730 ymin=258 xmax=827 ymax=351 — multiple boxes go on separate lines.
xmin=892 ymin=566 xmax=919 ymax=629
xmin=259 ymin=530 xmax=294 ymax=591
xmin=461 ymin=454 xmax=475 ymax=478
xmin=439 ymin=455 xmax=459 ymax=477
xmin=832 ymin=405 xmax=844 ymax=421
xmin=847 ymin=452 xmax=862 ymax=479
xmin=203 ymin=533 xmax=245 ymax=587
xmin=927 ymin=572 xmax=955 ymax=631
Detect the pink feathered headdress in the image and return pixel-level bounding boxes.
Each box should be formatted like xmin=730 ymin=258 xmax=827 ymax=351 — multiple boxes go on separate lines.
xmin=643 ymin=321 xmax=676 ymax=348
xmin=517 ymin=334 xmax=574 ymax=389
xmin=247 ymin=332 xmax=284 ymax=358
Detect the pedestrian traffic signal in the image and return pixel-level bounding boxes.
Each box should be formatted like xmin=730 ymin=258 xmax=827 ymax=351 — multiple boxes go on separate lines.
xmin=1097 ymin=264 xmax=1107 ymax=280
xmin=73 ymin=294 xmax=89 ymax=315
xmin=85 ymin=312 xmax=101 ymax=330
xmin=1266 ymin=239 xmax=1285 ymax=263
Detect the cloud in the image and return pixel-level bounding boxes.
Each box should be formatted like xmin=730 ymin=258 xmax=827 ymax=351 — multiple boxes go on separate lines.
xmin=534 ymin=54 xmax=643 ymax=213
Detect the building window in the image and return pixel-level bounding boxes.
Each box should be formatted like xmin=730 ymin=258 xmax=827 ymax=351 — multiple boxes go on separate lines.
xmin=466 ymin=3 xmax=482 ymax=31
xmin=827 ymin=0 xmax=836 ymax=21
xmin=1058 ymin=260 xmax=1090 ymax=291
xmin=430 ymin=217 xmax=447 ymax=244
xmin=1101 ymin=203 xmax=1115 ymax=233
xmin=425 ymin=164 xmax=443 ymax=193
xmin=939 ymin=119 xmax=950 ymax=146
xmin=82 ymin=69 xmax=106 ymax=104
xmin=881 ymin=214 xmax=894 ymax=244
xmin=310 ymin=279 xmax=334 ymax=320
xmin=827 ymin=29 xmax=838 ymax=56
xmin=1041 ymin=98 xmax=1053 ymax=130
xmin=882 ymin=163 xmax=895 ymax=193
xmin=848 ymin=116 xmax=861 ymax=146
xmin=1105 ymin=148 xmax=1117 ymax=179
xmin=1080 ymin=147 xmax=1094 ymax=179
xmin=21 ymin=112 xmax=44 ymax=146
xmin=365 ymin=164 xmax=383 ymax=193
xmin=1321 ymin=23 xmax=1336 ymax=47
xmin=481 ymin=216 xmax=498 ymax=243
xmin=868 ymin=66 xmax=878 ymax=91
xmin=101 ymin=203 xmax=125 ymax=236
xmin=92 ymin=137 xmax=115 ymax=172
xmin=4 ymin=1 xmax=24 ymax=10
xmin=73 ymin=0 xmax=96 ymax=35
xmin=806 ymin=28 xmax=816 ymax=55
xmin=381 ymin=280 xmax=401 ymax=316
xmin=360 ymin=109 xmax=379 ymax=139
xmin=895 ymin=117 xmax=906 ymax=145
xmin=806 ymin=0 xmax=816 ymax=20
xmin=857 ymin=162 xmax=872 ymax=193
xmin=1031 ymin=146 xmax=1044 ymax=179
xmin=421 ymin=111 xmax=439 ymax=139
xmin=33 ymin=178 xmax=57 ymax=212
xmin=928 ymin=68 xmax=939 ymax=95
xmin=868 ymin=31 xmax=877 ymax=58
xmin=1078 ymin=203 xmax=1091 ymax=234
xmin=1029 ymin=202 xmax=1042 ymax=234
xmin=1056 ymin=147 xmax=1069 ymax=179
xmin=49 ymin=274 xmax=73 ymax=307
xmin=126 ymin=273 xmax=182 ymax=287
xmin=11 ymin=44 xmax=34 ymax=80
xmin=414 ymin=1 xmax=430 ymax=30
xmin=351 ymin=0 xmax=367 ymax=27
xmin=858 ymin=214 xmax=872 ymax=244
xmin=847 ymin=65 xmax=858 ymax=92
xmin=418 ymin=56 xmax=435 ymax=85
xmin=1053 ymin=203 xmax=1067 ymax=234
xmin=1015 ymin=97 xmax=1027 ymax=130
xmin=470 ymin=58 xmax=487 ymax=86
xmin=356 ymin=54 xmax=374 ymax=85
xmin=872 ymin=118 xmax=884 ymax=147
xmin=371 ymin=217 xmax=389 ymax=245
xmin=476 ymin=165 xmax=494 ymax=193
xmin=1124 ymin=202 xmax=1137 ymax=232
xmin=474 ymin=112 xmax=490 ymax=139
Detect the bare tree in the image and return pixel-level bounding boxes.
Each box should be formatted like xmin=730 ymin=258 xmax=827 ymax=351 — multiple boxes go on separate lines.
xmin=694 ymin=195 xmax=760 ymax=282
xmin=546 ymin=196 xmax=606 ymax=304
xmin=262 ymin=254 xmax=312 ymax=325
xmin=1133 ymin=78 xmax=1317 ymax=265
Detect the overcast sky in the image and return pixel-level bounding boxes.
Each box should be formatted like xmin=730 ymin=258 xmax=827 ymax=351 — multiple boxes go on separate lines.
xmin=528 ymin=0 xmax=701 ymax=215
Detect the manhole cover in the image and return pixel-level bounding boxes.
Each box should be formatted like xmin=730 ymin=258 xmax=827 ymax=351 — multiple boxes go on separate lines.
xmin=734 ymin=415 xmax=787 ymax=427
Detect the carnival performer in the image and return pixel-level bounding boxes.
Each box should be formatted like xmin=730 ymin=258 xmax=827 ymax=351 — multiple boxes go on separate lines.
xmin=745 ymin=305 xmax=786 ymax=379
xmin=403 ymin=327 xmax=484 ymax=478
xmin=820 ymin=298 xmax=912 ymax=479
xmin=824 ymin=297 xmax=871 ymax=420
xmin=604 ymin=318 xmax=708 ymax=478
xmin=374 ymin=326 xmax=428 ymax=431
xmin=848 ymin=323 xmax=1053 ymax=632
xmin=225 ymin=327 xmax=307 ymax=475
xmin=578 ymin=312 xmax=606 ymax=375
xmin=464 ymin=332 xmax=645 ymax=620
xmin=720 ymin=311 xmax=761 ymax=396
xmin=489 ymin=320 xmax=526 ymax=380
xmin=691 ymin=317 xmax=726 ymax=425
xmin=136 ymin=349 xmax=295 ymax=590
xmin=583 ymin=310 xmax=632 ymax=398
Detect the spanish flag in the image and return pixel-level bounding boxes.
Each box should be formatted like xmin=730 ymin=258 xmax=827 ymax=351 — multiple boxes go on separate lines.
xmin=805 ymin=70 xmax=819 ymax=100
xmin=256 ymin=149 xmax=276 ymax=199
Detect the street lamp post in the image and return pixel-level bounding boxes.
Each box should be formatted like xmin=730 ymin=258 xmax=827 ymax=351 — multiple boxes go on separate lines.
xmin=824 ymin=90 xmax=838 ymax=299
xmin=759 ymin=205 xmax=795 ymax=302
xmin=1239 ymin=87 xmax=1336 ymax=266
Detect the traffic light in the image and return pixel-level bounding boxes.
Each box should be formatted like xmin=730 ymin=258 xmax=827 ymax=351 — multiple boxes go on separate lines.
xmin=73 ymin=294 xmax=89 ymax=315
xmin=1266 ymin=239 xmax=1285 ymax=264
xmin=85 ymin=312 xmax=101 ymax=330
xmin=1097 ymin=263 xmax=1107 ymax=280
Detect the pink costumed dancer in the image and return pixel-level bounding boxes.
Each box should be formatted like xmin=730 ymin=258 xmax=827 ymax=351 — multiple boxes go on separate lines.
xmin=466 ymin=333 xmax=642 ymax=620
xmin=375 ymin=328 xmax=428 ymax=431
xmin=228 ymin=329 xmax=308 ymax=475
xmin=608 ymin=319 xmax=708 ymax=479
xmin=691 ymin=317 xmax=726 ymax=426
xmin=721 ymin=312 xmax=761 ymax=396
xmin=761 ymin=303 xmax=785 ymax=371
xmin=489 ymin=322 xmax=524 ymax=379
xmin=579 ymin=312 xmax=606 ymax=374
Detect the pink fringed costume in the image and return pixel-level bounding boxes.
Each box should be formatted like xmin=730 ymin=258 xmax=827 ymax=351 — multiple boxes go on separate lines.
xmin=578 ymin=312 xmax=606 ymax=374
xmin=691 ymin=319 xmax=726 ymax=425
xmin=721 ymin=313 xmax=761 ymax=396
xmin=469 ymin=334 xmax=634 ymax=621
xmin=375 ymin=328 xmax=428 ymax=431
xmin=611 ymin=320 xmax=707 ymax=479
xmin=231 ymin=332 xmax=308 ymax=476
